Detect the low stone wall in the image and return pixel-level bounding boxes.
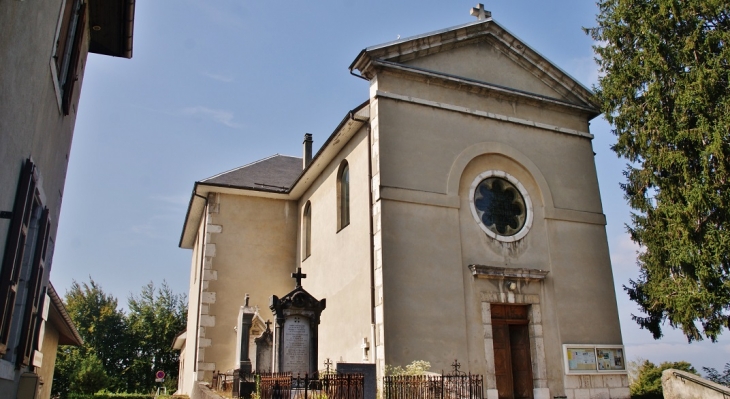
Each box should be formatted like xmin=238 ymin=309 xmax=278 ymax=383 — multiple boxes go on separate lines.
xmin=190 ymin=381 xmax=227 ymax=399
xmin=662 ymin=369 xmax=730 ymax=399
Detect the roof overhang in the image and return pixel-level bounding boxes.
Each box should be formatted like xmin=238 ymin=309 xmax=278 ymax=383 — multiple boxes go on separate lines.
xmin=350 ymin=18 xmax=599 ymax=116
xmin=47 ymin=283 xmax=83 ymax=346
xmin=178 ymin=101 xmax=370 ymax=249
xmin=172 ymin=329 xmax=187 ymax=350
xmin=88 ymin=0 xmax=135 ymax=58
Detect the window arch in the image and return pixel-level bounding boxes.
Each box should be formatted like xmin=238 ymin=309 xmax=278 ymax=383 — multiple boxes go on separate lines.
xmin=337 ymin=161 xmax=350 ymax=230
xmin=303 ymin=201 xmax=311 ymax=260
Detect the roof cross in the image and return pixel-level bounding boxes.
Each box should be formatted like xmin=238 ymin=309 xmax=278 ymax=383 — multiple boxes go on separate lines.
xmin=292 ymin=267 xmax=307 ymax=288
xmin=265 ymin=320 xmax=272 ymax=331
xmin=470 ymin=3 xmax=491 ymax=20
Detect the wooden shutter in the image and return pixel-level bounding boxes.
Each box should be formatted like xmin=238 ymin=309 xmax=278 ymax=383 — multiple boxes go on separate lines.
xmin=18 ymin=208 xmax=50 ymax=367
xmin=0 ymin=159 xmax=37 ymax=355
xmin=61 ymin=2 xmax=86 ymax=116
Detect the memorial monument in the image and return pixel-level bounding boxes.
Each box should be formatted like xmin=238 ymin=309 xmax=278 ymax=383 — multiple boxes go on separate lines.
xmin=270 ymin=268 xmax=326 ymax=376
xmin=255 ymin=321 xmax=274 ymax=373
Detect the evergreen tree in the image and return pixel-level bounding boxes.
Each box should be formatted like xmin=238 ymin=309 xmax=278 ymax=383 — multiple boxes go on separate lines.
xmin=588 ymin=0 xmax=730 ymax=341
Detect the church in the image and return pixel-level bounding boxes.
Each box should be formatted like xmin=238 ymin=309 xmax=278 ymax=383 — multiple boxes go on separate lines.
xmin=176 ymin=5 xmax=630 ymax=399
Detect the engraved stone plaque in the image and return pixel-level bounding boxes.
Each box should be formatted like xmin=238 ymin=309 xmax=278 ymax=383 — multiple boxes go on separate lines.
xmin=283 ymin=315 xmax=310 ymax=375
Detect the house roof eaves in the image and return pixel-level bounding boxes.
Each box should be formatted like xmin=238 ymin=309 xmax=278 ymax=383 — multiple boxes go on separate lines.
xmin=178 ymin=182 xmax=292 ymax=249
xmin=47 ymin=282 xmax=83 ymax=346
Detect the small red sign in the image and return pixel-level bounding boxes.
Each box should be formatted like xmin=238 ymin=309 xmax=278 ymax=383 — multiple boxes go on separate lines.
xmin=156 ymin=370 xmax=166 ymax=379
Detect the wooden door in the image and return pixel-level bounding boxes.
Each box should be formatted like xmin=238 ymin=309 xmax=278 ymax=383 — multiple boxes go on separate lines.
xmin=492 ymin=323 xmax=514 ymax=399
xmin=491 ymin=305 xmax=533 ymax=399
xmin=509 ymin=324 xmax=533 ymax=399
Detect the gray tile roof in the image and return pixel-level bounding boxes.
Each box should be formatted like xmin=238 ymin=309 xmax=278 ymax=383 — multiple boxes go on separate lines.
xmin=200 ymin=154 xmax=303 ymax=192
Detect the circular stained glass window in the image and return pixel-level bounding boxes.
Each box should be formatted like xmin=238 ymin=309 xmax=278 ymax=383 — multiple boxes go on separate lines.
xmin=470 ymin=171 xmax=532 ymax=241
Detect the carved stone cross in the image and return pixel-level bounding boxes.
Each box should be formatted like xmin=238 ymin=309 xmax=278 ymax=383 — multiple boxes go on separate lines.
xmin=470 ymin=3 xmax=491 ymax=20
xmin=292 ymin=267 xmax=307 ymax=288
xmin=264 ymin=319 xmax=272 ymax=331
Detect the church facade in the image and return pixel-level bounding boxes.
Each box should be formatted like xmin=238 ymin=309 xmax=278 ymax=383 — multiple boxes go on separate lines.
xmin=177 ymin=9 xmax=629 ymax=399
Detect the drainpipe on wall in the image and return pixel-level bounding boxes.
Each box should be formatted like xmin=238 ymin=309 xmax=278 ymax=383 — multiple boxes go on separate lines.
xmin=349 ymin=110 xmax=376 ymax=364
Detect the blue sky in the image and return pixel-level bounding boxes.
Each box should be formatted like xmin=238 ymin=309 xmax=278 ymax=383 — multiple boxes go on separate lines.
xmin=51 ymin=1 xmax=729 ymax=370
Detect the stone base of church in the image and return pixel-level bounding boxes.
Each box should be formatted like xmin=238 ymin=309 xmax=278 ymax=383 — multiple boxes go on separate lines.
xmin=533 ymin=387 xmax=550 ymax=399
xmin=563 ymin=374 xmax=630 ymax=399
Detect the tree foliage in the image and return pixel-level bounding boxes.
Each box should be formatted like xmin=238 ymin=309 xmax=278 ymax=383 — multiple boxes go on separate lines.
xmin=589 ymin=0 xmax=730 ymax=341
xmin=629 ymin=359 xmax=696 ymax=399
xmin=125 ymin=282 xmax=187 ymax=393
xmin=52 ymin=278 xmax=187 ymax=397
xmin=703 ymin=362 xmax=730 ymax=386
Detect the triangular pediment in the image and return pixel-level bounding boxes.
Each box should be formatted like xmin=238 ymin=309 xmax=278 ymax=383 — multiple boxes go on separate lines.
xmin=350 ymin=19 xmax=597 ymax=112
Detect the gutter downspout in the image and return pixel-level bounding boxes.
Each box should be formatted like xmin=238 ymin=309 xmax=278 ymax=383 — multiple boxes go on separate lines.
xmin=193 ymin=190 xmax=208 ymax=377
xmin=349 ymin=110 xmax=375 ymax=364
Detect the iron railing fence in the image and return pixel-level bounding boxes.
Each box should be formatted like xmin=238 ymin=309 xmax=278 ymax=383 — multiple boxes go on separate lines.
xmin=383 ymin=374 xmax=483 ymax=399
xmin=219 ymin=371 xmax=364 ymax=399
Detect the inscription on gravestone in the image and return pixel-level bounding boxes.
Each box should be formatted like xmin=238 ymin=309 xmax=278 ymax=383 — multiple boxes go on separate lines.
xmin=283 ymin=316 xmax=310 ymax=375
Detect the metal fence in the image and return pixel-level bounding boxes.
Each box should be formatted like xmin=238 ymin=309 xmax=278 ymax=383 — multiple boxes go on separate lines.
xmin=383 ymin=374 xmax=483 ymax=399
xmin=219 ymin=371 xmax=364 ymax=399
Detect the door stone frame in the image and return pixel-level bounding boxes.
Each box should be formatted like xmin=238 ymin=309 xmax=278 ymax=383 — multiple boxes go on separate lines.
xmin=479 ymin=291 xmax=549 ymax=399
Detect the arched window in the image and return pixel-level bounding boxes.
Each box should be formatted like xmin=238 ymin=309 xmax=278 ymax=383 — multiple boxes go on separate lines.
xmin=338 ymin=161 xmax=350 ymax=230
xmin=303 ymin=201 xmax=311 ymax=260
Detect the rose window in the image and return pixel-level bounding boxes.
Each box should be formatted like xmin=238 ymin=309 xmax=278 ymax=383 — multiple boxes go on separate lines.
xmin=473 ymin=177 xmax=527 ymax=236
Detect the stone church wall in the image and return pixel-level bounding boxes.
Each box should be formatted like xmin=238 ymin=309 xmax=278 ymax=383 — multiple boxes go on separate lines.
xmin=297 ymin=125 xmax=374 ymax=367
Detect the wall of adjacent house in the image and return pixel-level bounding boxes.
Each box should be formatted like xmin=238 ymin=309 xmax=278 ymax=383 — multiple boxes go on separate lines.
xmin=201 ymin=194 xmax=296 ymax=376
xmin=37 ymin=324 xmax=59 ymax=399
xmin=370 ymin=46 xmax=624 ymax=397
xmin=0 ymin=1 xmax=89 ymax=397
xmin=0 ymin=0 xmax=87 ymax=261
xmin=297 ymin=125 xmax=374 ymax=366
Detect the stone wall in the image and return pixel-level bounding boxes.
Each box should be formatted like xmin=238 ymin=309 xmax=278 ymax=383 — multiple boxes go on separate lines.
xmin=662 ymin=369 xmax=730 ymax=399
xmin=190 ymin=382 xmax=225 ymax=399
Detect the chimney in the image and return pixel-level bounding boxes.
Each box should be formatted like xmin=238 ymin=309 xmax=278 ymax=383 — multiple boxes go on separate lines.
xmin=303 ymin=133 xmax=313 ymax=169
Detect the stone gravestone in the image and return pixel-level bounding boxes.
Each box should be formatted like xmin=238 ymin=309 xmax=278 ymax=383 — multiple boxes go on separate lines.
xmin=270 ymin=268 xmax=326 ymax=376
xmin=255 ymin=320 xmax=273 ymax=373
xmin=236 ymin=294 xmax=256 ymax=373
xmin=336 ymin=363 xmax=376 ymax=399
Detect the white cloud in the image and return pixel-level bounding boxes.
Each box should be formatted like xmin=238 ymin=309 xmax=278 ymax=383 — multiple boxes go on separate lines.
xmin=182 ymin=106 xmax=244 ymax=129
xmin=202 ymin=72 xmax=234 ymax=83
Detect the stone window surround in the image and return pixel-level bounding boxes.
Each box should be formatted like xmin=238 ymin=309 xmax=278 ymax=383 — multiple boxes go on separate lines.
xmin=468 ymin=170 xmax=534 ymax=243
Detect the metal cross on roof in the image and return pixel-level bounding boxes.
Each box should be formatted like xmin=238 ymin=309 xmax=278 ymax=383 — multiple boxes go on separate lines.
xmin=292 ymin=267 xmax=307 ymax=288
xmin=470 ymin=3 xmax=491 ymax=20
